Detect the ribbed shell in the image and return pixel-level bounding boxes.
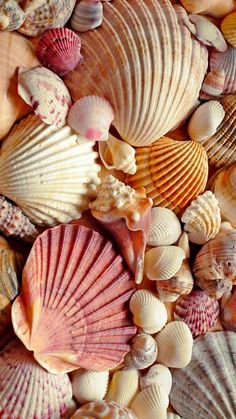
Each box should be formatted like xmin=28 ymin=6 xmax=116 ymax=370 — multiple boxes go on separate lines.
xmin=70 ymin=0 xmax=103 ymax=32
xmin=11 ymin=224 xmax=136 ymax=373
xmin=126 ymin=137 xmax=208 ymax=213
xmin=130 ymin=384 xmax=169 ymax=419
xmin=210 ymin=47 xmax=236 ymax=95
xmin=200 ymin=69 xmax=226 ymax=100
xmin=105 ymin=369 xmax=139 ymax=406
xmin=0 ymin=114 xmax=101 ymax=226
xmin=65 ymin=0 xmax=208 ymax=147
xmin=71 ymin=369 xmax=109 ymax=404
xmin=147 ymin=207 xmax=182 ymax=246
xmin=221 ymin=12 xmax=236 ymax=48
xmin=170 ymin=331 xmax=236 ymax=419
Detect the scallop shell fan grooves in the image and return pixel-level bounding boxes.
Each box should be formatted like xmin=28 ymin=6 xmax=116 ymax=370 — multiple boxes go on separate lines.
xmin=65 ymin=0 xmax=208 ymax=147
xmin=11 ymin=224 xmax=137 ymax=374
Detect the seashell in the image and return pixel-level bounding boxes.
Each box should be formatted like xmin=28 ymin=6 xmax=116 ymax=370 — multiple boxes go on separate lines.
xmin=65 ymin=0 xmax=208 ymax=147
xmin=173 ymin=5 xmax=196 ymax=34
xmin=126 ymin=137 xmax=208 ymax=213
xmin=90 ymin=175 xmax=153 ymax=284
xmin=221 ymin=11 xmax=236 ymax=48
xmin=71 ymin=369 xmax=109 ymax=404
xmin=0 ymin=195 xmax=38 ymax=242
xmin=147 ymin=207 xmax=182 ymax=247
xmin=193 ymin=224 xmax=236 ymax=298
xmin=36 ymin=28 xmax=83 ymax=76
xmin=145 ymin=246 xmax=185 ymax=281
xmin=167 ymin=414 xmax=182 ymax=419
xmin=62 ymin=399 xmax=78 ymax=419
xmin=71 ymin=400 xmax=137 ymax=419
xmin=11 ymin=224 xmax=136 ymax=373
xmin=155 ymin=321 xmax=193 ymax=368
xmin=181 ymin=191 xmax=221 ymax=245
xmin=188 ymin=14 xmax=227 ymax=51
xmin=140 ymin=364 xmax=172 ymax=396
xmin=123 ymin=333 xmax=158 ymax=370
xmin=70 ymin=0 xmax=103 ymax=32
xmin=18 ymin=66 xmax=72 ymax=128
xmin=188 ymin=101 xmax=225 ymax=142
xmin=130 ymin=384 xmax=169 ymax=419
xmin=0 ymin=338 xmax=73 ymax=418
xmin=19 ymin=0 xmax=76 ymax=37
xmin=170 ymin=331 xmax=236 ymax=419
xmin=0 ymin=0 xmax=26 ymax=30
xmin=179 ymin=0 xmax=236 ymax=18
xmin=0 ymin=31 xmax=39 ymax=140
xmin=210 ymin=47 xmax=236 ymax=95
xmin=105 ymin=369 xmax=139 ymax=406
xmin=129 ymin=290 xmax=167 ymax=334
xmin=174 ymin=289 xmax=219 ymax=337
xmin=0 ymin=114 xmax=101 ymax=227
xmin=99 ymin=135 xmax=137 ymax=175
xmin=199 ymin=69 xmax=225 ymax=100
xmin=68 ymin=96 xmax=114 ymax=141
xmin=220 ymin=288 xmax=236 ymax=331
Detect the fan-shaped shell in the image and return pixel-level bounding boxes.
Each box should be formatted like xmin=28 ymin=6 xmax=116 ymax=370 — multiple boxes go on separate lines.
xmin=145 ymin=246 xmax=185 ymax=281
xmin=70 ymin=0 xmax=103 ymax=32
xmin=179 ymin=0 xmax=236 ymax=18
xmin=72 ymin=401 xmax=137 ymax=419
xmin=130 ymin=384 xmax=169 ymax=419
xmin=65 ymin=0 xmax=208 ymax=147
xmin=105 ymin=369 xmax=139 ymax=406
xmin=124 ymin=333 xmax=158 ymax=370
xmin=11 ymin=224 xmax=136 ymax=373
xmin=140 ymin=364 xmax=172 ymax=395
xmin=188 ymin=101 xmax=225 ymax=142
xmin=221 ymin=288 xmax=236 ymax=331
xmin=0 ymin=114 xmax=101 ymax=226
xmin=0 ymin=0 xmax=26 ymax=30
xmin=0 ymin=339 xmax=73 ymax=419
xmin=200 ymin=69 xmax=225 ymax=100
xmin=71 ymin=369 xmax=109 ymax=404
xmin=170 ymin=331 xmax=236 ymax=419
xmin=126 ymin=137 xmax=208 ymax=213
xmin=36 ymin=28 xmax=83 ymax=76
xmin=155 ymin=321 xmax=193 ymax=368
xmin=147 ymin=207 xmax=182 ymax=246
xmin=210 ymin=47 xmax=236 ymax=95
xmin=221 ymin=11 xmax=236 ymax=48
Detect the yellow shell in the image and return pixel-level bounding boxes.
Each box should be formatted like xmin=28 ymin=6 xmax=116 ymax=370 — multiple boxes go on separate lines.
xmin=221 ymin=11 xmax=236 ymax=47
xmin=180 ymin=0 xmax=236 ymax=18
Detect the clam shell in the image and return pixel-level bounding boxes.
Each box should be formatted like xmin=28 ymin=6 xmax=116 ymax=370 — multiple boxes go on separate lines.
xmin=220 ymin=288 xmax=236 ymax=331
xmin=68 ymin=96 xmax=114 ymax=141
xmin=181 ymin=191 xmax=221 ymax=244
xmin=36 ymin=28 xmax=83 ymax=76
xmin=221 ymin=11 xmax=236 ymax=48
xmin=105 ymin=369 xmax=139 ymax=406
xmin=130 ymin=384 xmax=169 ymax=419
xmin=126 ymin=137 xmax=208 ymax=213
xmin=167 ymin=414 xmax=182 ymax=419
xmin=0 ymin=339 xmax=73 ymax=418
xmin=189 ymin=14 xmax=227 ymax=51
xmin=155 ymin=321 xmax=193 ymax=369
xmin=199 ymin=69 xmax=225 ymax=100
xmin=188 ymin=101 xmax=225 ymax=142
xmin=130 ymin=290 xmax=167 ymax=334
xmin=99 ymin=135 xmax=137 ymax=175
xmin=65 ymin=0 xmax=208 ymax=147
xmin=0 ymin=114 xmax=101 ymax=226
xmin=71 ymin=369 xmax=109 ymax=404
xmin=147 ymin=207 xmax=182 ymax=247
xmin=0 ymin=0 xmax=26 ymax=30
xmin=71 ymin=401 xmax=137 ymax=419
xmin=170 ymin=331 xmax=236 ymax=419
xmin=11 ymin=224 xmax=136 ymax=373
xmin=179 ymin=0 xmax=236 ymax=18
xmin=174 ymin=289 xmax=219 ymax=337
xmin=124 ymin=333 xmax=158 ymax=370
xmin=145 ymin=246 xmax=185 ymax=281
xmin=210 ymin=47 xmax=236 ymax=94
xmin=70 ymin=0 xmax=103 ymax=32
xmin=140 ymin=364 xmax=172 ymax=396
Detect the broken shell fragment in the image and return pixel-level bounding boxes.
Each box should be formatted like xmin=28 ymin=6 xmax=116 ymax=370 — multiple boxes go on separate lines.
xmin=145 ymin=246 xmax=185 ymax=281
xmin=147 ymin=207 xmax=182 ymax=247
xmin=105 ymin=369 xmax=139 ymax=406
xmin=71 ymin=369 xmax=109 ymax=404
xmin=124 ymin=333 xmax=158 ymax=370
xmin=188 ymin=101 xmax=225 ymax=142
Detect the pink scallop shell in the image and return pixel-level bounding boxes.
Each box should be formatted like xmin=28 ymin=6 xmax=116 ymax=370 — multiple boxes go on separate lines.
xmin=210 ymin=47 xmax=236 ymax=95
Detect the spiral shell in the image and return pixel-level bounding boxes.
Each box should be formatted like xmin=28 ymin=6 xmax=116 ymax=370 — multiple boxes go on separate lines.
xmin=99 ymin=135 xmax=136 ymax=175
xmin=124 ymin=333 xmax=158 ymax=370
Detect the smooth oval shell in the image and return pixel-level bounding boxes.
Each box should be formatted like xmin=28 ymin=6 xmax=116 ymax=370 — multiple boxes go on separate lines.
xmin=145 ymin=246 xmax=185 ymax=281
xmin=105 ymin=369 xmax=139 ymax=406
xmin=71 ymin=401 xmax=137 ymax=418
xmin=70 ymin=0 xmax=103 ymax=32
xmin=221 ymin=11 xmax=236 ymax=47
xmin=210 ymin=47 xmax=236 ymax=95
xmin=147 ymin=207 xmax=182 ymax=246
xmin=124 ymin=333 xmax=158 ymax=370
xmin=11 ymin=224 xmax=136 ymax=373
xmin=188 ymin=101 xmax=225 ymax=142
xmin=140 ymin=364 xmax=172 ymax=395
xmin=130 ymin=384 xmax=169 ymax=419
xmin=71 ymin=369 xmax=109 ymax=404
xmin=200 ymin=69 xmax=225 ymax=100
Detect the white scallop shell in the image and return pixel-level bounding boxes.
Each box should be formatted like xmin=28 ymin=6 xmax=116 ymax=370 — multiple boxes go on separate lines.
xmin=188 ymin=101 xmax=225 ymax=142
xmin=70 ymin=0 xmax=103 ymax=32
xmin=99 ymin=135 xmax=136 ymax=175
xmin=188 ymin=14 xmax=227 ymax=52
xmin=155 ymin=321 xmax=193 ymax=369
xmin=105 ymin=369 xmax=139 ymax=407
xmin=131 ymin=384 xmax=169 ymax=419
xmin=140 ymin=364 xmax=172 ymax=395
xmin=145 ymin=246 xmax=185 ymax=280
xmin=71 ymin=369 xmax=109 ymax=404
xmin=147 ymin=207 xmax=182 ymax=247
xmin=129 ymin=290 xmax=168 ymax=334
xmin=124 ymin=333 xmax=158 ymax=370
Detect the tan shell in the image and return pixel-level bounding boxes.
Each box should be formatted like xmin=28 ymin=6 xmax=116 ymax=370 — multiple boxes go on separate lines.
xmin=200 ymin=69 xmax=226 ymax=100
xmin=188 ymin=14 xmax=227 ymax=51
xmin=130 ymin=384 xmax=169 ymax=419
xmin=71 ymin=369 xmax=109 ymax=405
xmin=145 ymin=246 xmax=185 ymax=281
xmin=210 ymin=47 xmax=236 ymax=95
xmin=124 ymin=333 xmax=158 ymax=370
xmin=220 ymin=288 xmax=236 ymax=331
xmin=179 ymin=0 xmax=236 ymax=18
xmin=0 ymin=0 xmax=26 ymax=30
xmin=70 ymin=0 xmax=103 ymax=32
xmin=99 ymin=135 xmax=136 ymax=175
xmin=221 ymin=11 xmax=236 ymax=48
xmin=147 ymin=207 xmax=182 ymax=247
xmin=188 ymin=101 xmax=225 ymax=142
xmin=140 ymin=364 xmax=172 ymax=395
xmin=105 ymin=369 xmax=139 ymax=406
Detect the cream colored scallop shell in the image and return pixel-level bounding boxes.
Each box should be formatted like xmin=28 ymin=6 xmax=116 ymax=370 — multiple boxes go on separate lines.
xmin=140 ymin=364 xmax=172 ymax=395
xmin=147 ymin=207 xmax=182 ymax=246
xmin=71 ymin=369 xmax=109 ymax=405
xmin=188 ymin=101 xmax=225 ymax=142
xmin=131 ymin=384 xmax=169 ymax=419
xmin=105 ymin=369 xmax=139 ymax=407
xmin=124 ymin=333 xmax=158 ymax=370
xmin=145 ymin=246 xmax=185 ymax=280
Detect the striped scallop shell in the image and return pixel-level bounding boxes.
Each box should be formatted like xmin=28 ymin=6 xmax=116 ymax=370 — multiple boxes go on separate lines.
xmin=210 ymin=47 xmax=236 ymax=95
xmin=71 ymin=401 xmax=137 ymax=419
xmin=65 ymin=0 xmax=208 ymax=147
xmin=126 ymin=137 xmax=208 ymax=214
xmin=221 ymin=11 xmax=236 ymax=48
xmin=199 ymin=69 xmax=225 ymax=100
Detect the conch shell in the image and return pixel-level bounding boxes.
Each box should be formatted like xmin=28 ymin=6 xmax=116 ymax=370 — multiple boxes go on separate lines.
xmin=99 ymin=135 xmax=137 ymax=175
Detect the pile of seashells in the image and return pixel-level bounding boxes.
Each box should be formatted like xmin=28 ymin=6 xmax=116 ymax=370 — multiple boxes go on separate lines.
xmin=0 ymin=0 xmax=236 ymax=418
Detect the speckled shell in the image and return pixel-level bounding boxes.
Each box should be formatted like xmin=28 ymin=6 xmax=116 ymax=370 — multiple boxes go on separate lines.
xmin=126 ymin=137 xmax=208 ymax=213
xmin=147 ymin=207 xmax=182 ymax=246
xmin=0 ymin=114 xmax=101 ymax=226
xmin=188 ymin=14 xmax=227 ymax=51
xmin=210 ymin=47 xmax=236 ymax=95
xmin=200 ymin=69 xmax=225 ymax=100
xmin=71 ymin=401 xmax=137 ymax=419
xmin=155 ymin=321 xmax=193 ymax=368
xmin=65 ymin=0 xmax=208 ymax=147
xmin=188 ymin=101 xmax=225 ymax=142
xmin=145 ymin=246 xmax=185 ymax=281
xmin=99 ymin=135 xmax=137 ymax=175
xmin=70 ymin=0 xmax=103 ymax=32
xmin=221 ymin=11 xmax=236 ymax=47
xmin=221 ymin=288 xmax=236 ymax=331
xmin=170 ymin=331 xmax=236 ymax=419
xmin=179 ymin=0 xmax=236 ymax=18
xmin=105 ymin=369 xmax=139 ymax=406
xmin=130 ymin=384 xmax=169 ymax=419
xmin=11 ymin=224 xmax=136 ymax=373
xmin=0 ymin=339 xmax=73 ymax=418
xmin=0 ymin=0 xmax=26 ymax=30
xmin=71 ymin=369 xmax=109 ymax=404
xmin=140 ymin=364 xmax=172 ymax=395
xmin=124 ymin=333 xmax=158 ymax=370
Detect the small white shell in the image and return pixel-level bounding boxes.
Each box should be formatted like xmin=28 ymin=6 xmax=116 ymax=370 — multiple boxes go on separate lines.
xmin=70 ymin=0 xmax=103 ymax=32
xmin=189 ymin=14 xmax=227 ymax=52
xmin=68 ymin=95 xmax=114 ymax=141
xmin=147 ymin=207 xmax=182 ymax=247
xmin=140 ymin=364 xmax=172 ymax=396
xmin=155 ymin=321 xmax=193 ymax=369
xmin=145 ymin=246 xmax=185 ymax=280
xmin=124 ymin=333 xmax=158 ymax=370
xmin=99 ymin=135 xmax=136 ymax=175
xmin=130 ymin=290 xmax=168 ymax=334
xmin=130 ymin=384 xmax=169 ymax=419
xmin=105 ymin=369 xmax=139 ymax=407
xmin=188 ymin=101 xmax=225 ymax=142
xmin=71 ymin=369 xmax=109 ymax=404
xmin=18 ymin=66 xmax=71 ymax=127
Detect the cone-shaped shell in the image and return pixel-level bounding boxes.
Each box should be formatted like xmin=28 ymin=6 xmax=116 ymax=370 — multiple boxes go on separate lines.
xmin=0 ymin=339 xmax=73 ymax=418
xmin=179 ymin=0 xmax=236 ymax=18
xmin=126 ymin=137 xmax=208 ymax=213
xmin=221 ymin=288 xmax=236 ymax=331
xmin=99 ymin=135 xmax=137 ymax=175
xmin=200 ymin=69 xmax=225 ymax=100
xmin=71 ymin=401 xmax=137 ymax=418
xmin=145 ymin=246 xmax=185 ymax=281
xmin=188 ymin=101 xmax=225 ymax=142
xmin=155 ymin=321 xmax=193 ymax=368
xmin=130 ymin=384 xmax=169 ymax=419
xmin=210 ymin=47 xmax=236 ymax=95
xmin=174 ymin=289 xmax=219 ymax=337
xmin=140 ymin=364 xmax=172 ymax=395
xmin=11 ymin=224 xmax=136 ymax=373
xmin=170 ymin=331 xmax=236 ymax=419
xmin=70 ymin=0 xmax=103 ymax=32
xmin=221 ymin=12 xmax=236 ymax=48
xmin=147 ymin=207 xmax=182 ymax=247
xmin=0 ymin=0 xmax=26 ymax=30
xmin=65 ymin=0 xmax=208 ymax=147
xmin=105 ymin=369 xmax=139 ymax=406
xmin=124 ymin=333 xmax=158 ymax=370
xmin=71 ymin=369 xmax=109 ymax=404
xmin=0 ymin=114 xmax=101 ymax=226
